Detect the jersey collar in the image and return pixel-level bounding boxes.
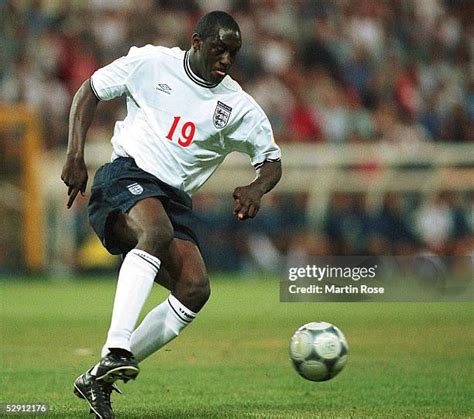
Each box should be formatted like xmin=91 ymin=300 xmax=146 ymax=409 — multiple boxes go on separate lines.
xmin=184 ymin=50 xmax=219 ymax=89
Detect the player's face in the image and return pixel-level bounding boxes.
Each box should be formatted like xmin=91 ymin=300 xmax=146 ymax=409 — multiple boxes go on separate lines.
xmin=193 ymin=27 xmax=242 ymax=83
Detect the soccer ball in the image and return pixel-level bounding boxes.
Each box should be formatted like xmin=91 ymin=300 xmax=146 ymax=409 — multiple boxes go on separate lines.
xmin=289 ymin=321 xmax=348 ymax=382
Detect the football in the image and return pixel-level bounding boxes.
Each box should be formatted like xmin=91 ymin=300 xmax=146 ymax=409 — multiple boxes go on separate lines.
xmin=289 ymin=321 xmax=348 ymax=382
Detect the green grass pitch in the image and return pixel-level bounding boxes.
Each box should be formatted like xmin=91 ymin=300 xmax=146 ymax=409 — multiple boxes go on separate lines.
xmin=1 ymin=276 xmax=473 ymax=418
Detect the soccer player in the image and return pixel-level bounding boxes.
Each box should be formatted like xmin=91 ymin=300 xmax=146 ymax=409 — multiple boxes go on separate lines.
xmin=61 ymin=11 xmax=281 ymax=419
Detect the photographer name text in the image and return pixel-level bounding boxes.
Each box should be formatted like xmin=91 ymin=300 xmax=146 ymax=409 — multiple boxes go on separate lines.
xmin=288 ymin=283 xmax=384 ymax=294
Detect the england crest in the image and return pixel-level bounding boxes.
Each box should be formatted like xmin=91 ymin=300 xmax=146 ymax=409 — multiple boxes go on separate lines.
xmin=127 ymin=182 xmax=143 ymax=195
xmin=213 ymin=101 xmax=232 ymax=129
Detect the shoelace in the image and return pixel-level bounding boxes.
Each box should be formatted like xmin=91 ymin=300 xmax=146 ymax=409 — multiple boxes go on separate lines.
xmin=94 ymin=381 xmax=122 ymax=407
xmin=111 ymin=383 xmax=123 ymax=395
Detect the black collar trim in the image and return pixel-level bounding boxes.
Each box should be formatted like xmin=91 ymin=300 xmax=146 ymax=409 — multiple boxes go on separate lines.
xmin=184 ymin=50 xmax=219 ymax=88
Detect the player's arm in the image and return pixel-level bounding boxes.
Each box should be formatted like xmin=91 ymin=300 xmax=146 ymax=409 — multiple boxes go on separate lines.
xmin=233 ymin=160 xmax=282 ymax=220
xmin=61 ymin=79 xmax=99 ymax=208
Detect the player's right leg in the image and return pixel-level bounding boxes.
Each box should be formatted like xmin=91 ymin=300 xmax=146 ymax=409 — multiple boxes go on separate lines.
xmin=73 ymin=158 xmax=176 ymax=417
xmin=92 ymin=197 xmax=174 ymax=383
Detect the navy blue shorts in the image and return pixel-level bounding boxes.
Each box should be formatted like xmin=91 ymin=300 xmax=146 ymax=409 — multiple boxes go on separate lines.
xmin=88 ymin=157 xmax=199 ymax=255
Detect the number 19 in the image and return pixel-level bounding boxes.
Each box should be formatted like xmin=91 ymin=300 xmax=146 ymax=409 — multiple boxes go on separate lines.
xmin=165 ymin=116 xmax=196 ymax=147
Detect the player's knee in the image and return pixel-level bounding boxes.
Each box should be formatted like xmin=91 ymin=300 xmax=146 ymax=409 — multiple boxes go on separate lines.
xmin=138 ymin=223 xmax=174 ymax=258
xmin=195 ymin=279 xmax=211 ymax=307
xmin=182 ymin=276 xmax=210 ymax=312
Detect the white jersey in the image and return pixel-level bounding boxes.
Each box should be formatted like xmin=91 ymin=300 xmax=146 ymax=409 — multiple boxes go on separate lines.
xmin=90 ymin=45 xmax=281 ymax=196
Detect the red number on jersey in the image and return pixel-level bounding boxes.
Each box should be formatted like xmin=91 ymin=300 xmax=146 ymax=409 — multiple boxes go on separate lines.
xmin=165 ymin=116 xmax=196 ymax=147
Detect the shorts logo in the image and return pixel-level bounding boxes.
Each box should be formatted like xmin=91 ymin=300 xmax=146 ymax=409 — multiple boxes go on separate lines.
xmin=127 ymin=182 xmax=143 ymax=195
xmin=213 ymin=101 xmax=232 ymax=129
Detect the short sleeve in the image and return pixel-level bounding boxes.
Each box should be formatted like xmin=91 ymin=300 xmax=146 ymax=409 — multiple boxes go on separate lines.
xmin=245 ymin=116 xmax=282 ymax=169
xmin=90 ymin=55 xmax=128 ymax=101
xmin=90 ymin=45 xmax=156 ymax=101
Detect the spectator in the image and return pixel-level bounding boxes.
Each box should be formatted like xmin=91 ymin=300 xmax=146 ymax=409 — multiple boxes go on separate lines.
xmin=415 ymin=192 xmax=456 ymax=254
xmin=375 ymin=192 xmax=417 ymax=254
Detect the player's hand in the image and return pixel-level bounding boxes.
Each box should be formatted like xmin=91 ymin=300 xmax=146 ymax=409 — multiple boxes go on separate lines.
xmin=232 ymin=185 xmax=263 ymax=220
xmin=61 ymin=156 xmax=88 ymax=208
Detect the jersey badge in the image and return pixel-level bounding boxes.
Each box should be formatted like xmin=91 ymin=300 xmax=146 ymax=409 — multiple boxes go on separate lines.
xmin=127 ymin=182 xmax=144 ymax=195
xmin=213 ymin=101 xmax=232 ymax=129
xmin=156 ymin=84 xmax=172 ymax=95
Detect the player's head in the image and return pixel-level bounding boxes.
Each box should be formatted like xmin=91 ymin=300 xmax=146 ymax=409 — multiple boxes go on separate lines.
xmin=190 ymin=11 xmax=242 ymax=84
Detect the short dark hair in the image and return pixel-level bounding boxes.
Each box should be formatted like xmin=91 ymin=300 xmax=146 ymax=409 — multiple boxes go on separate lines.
xmin=194 ymin=11 xmax=240 ymax=40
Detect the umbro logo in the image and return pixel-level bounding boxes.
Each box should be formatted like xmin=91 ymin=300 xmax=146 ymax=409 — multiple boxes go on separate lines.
xmin=156 ymin=83 xmax=172 ymax=94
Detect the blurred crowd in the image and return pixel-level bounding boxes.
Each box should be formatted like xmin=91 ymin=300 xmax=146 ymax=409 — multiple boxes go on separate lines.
xmin=1 ymin=0 xmax=473 ymax=148
xmin=194 ymin=190 xmax=473 ymax=272
xmin=1 ymin=0 xmax=473 ymax=273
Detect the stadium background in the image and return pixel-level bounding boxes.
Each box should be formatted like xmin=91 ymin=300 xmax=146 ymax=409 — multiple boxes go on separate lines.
xmin=1 ymin=0 xmax=473 ymax=274
xmin=0 ymin=1 xmax=473 ymax=418
xmin=1 ymin=0 xmax=473 ymax=275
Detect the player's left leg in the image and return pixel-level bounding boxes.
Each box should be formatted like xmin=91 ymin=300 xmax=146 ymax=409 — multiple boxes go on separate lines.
xmin=129 ymin=238 xmax=210 ymax=361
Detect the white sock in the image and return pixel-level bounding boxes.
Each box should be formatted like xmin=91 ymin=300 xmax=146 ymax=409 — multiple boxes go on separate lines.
xmin=130 ymin=294 xmax=196 ymax=362
xmin=103 ymin=249 xmax=160 ymax=353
